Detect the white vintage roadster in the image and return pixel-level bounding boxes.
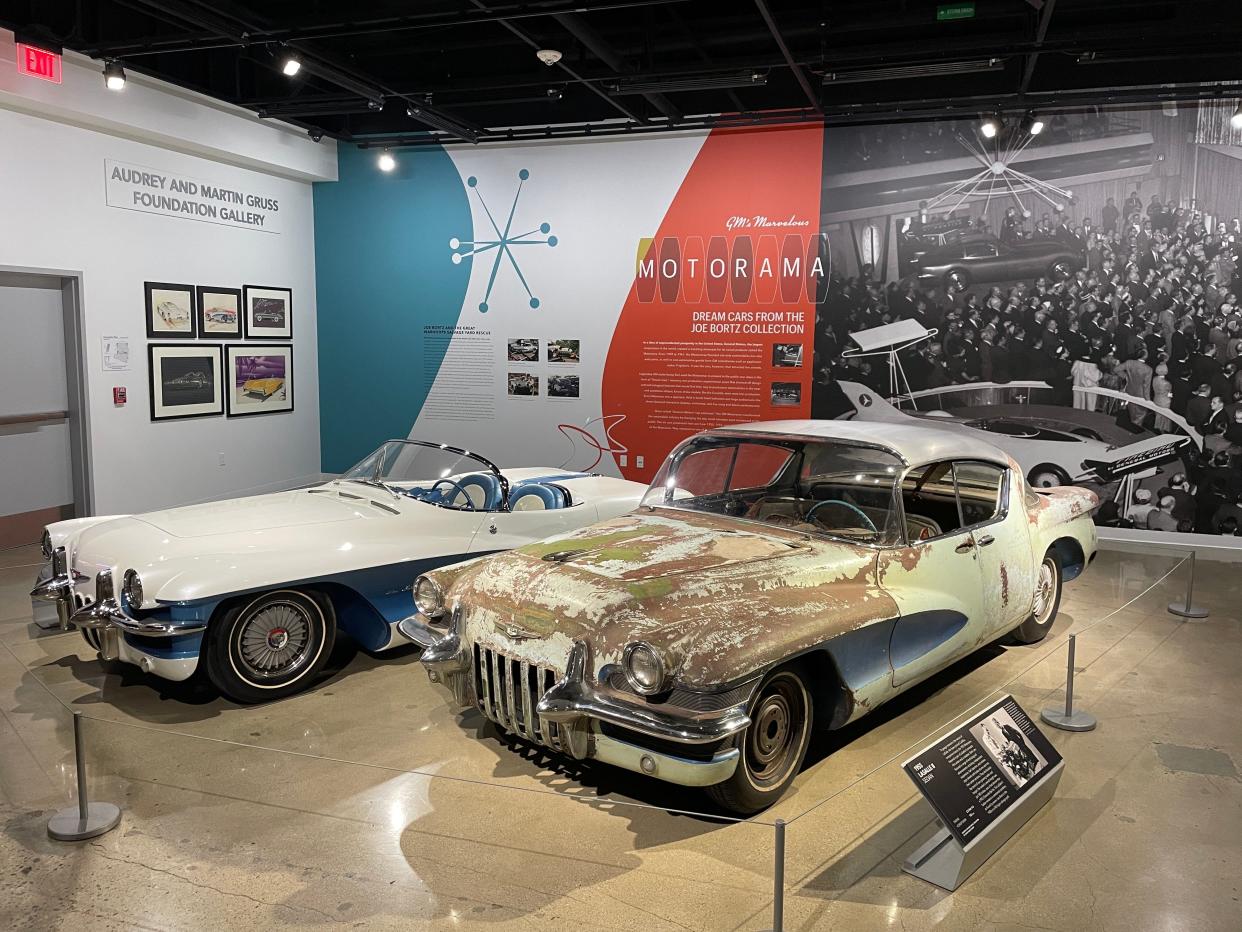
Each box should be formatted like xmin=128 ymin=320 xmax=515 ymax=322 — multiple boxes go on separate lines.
xmin=31 ymin=440 xmax=645 ymax=702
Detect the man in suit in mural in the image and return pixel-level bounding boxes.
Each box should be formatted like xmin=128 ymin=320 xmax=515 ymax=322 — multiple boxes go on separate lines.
xmin=1102 ymin=197 xmax=1120 ymax=234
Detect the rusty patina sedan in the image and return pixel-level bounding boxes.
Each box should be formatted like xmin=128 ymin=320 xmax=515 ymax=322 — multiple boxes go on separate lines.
xmin=401 ymin=421 xmax=1098 ymax=813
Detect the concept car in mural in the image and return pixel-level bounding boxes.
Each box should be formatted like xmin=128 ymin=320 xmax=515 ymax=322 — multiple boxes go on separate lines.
xmin=406 ymin=420 xmax=1098 ymax=813
xmin=836 ymin=381 xmax=1191 ymax=488
xmin=31 ymin=440 xmax=646 ymax=703
xmin=908 ymin=234 xmax=1081 ymax=290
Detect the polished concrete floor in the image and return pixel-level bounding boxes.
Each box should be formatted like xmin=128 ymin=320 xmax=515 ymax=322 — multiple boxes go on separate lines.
xmin=1 ymin=542 xmax=1239 ymax=930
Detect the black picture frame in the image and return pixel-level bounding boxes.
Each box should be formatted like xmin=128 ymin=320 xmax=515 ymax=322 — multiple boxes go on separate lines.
xmin=225 ymin=343 xmax=294 ymax=417
xmin=243 ymin=285 xmax=293 ymax=340
xmin=144 ymin=281 xmax=196 ymax=339
xmin=148 ymin=343 xmax=224 ymax=421
xmin=196 ymin=285 xmax=243 ymax=338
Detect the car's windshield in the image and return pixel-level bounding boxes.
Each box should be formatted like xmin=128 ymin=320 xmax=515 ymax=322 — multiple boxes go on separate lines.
xmin=641 ymin=434 xmax=905 ymax=545
xmin=339 ymin=440 xmax=504 ymax=511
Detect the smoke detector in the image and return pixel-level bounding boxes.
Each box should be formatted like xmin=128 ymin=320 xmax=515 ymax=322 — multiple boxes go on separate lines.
xmin=536 ymin=49 xmax=562 ymax=66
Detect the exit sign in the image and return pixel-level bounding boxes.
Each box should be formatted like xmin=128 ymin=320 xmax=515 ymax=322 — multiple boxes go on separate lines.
xmin=16 ymin=43 xmax=63 ymax=84
xmin=937 ymin=2 xmax=976 ymax=21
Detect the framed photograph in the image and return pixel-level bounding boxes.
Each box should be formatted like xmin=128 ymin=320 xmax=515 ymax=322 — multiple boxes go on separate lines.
xmin=243 ymin=285 xmax=292 ymax=339
xmin=145 ymin=282 xmax=196 ymax=338
xmin=196 ymin=286 xmax=242 ymax=337
xmin=226 ymin=344 xmax=293 ymax=416
xmin=507 ymin=372 xmax=539 ymax=397
xmin=148 ymin=343 xmax=223 ymax=420
xmin=507 ymin=337 xmax=539 ymax=362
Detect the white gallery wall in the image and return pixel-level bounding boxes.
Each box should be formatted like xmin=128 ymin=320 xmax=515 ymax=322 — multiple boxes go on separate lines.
xmin=0 ymin=31 xmax=335 ymax=515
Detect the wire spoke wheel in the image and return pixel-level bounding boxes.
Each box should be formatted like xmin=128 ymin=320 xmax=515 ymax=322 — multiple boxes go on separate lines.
xmin=1032 ymin=557 xmax=1058 ymax=626
xmin=208 ymin=589 xmax=336 ymax=702
xmin=237 ymin=602 xmax=312 ymax=678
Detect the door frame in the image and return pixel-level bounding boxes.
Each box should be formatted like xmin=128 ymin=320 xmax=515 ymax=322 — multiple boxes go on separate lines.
xmin=0 ymin=264 xmax=94 ymax=516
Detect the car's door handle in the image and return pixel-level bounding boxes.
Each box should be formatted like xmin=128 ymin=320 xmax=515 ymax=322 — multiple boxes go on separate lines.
xmin=955 ymin=540 xmax=975 ymax=553
xmin=976 ymin=534 xmax=995 ymax=546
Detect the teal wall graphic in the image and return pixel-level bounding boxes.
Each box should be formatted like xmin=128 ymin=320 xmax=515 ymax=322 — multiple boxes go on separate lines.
xmin=314 ymin=143 xmax=472 ymax=472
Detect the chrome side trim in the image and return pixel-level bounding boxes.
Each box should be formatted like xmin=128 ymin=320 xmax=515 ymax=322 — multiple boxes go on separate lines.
xmin=536 ymin=640 xmax=751 ymax=746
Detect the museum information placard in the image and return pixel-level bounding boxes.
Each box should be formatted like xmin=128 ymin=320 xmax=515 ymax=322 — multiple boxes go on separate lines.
xmin=903 ymin=695 xmax=1061 ymax=848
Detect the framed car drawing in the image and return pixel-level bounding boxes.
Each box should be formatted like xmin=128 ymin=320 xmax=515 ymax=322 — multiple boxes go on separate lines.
xmin=145 ymin=281 xmax=196 ymax=338
xmin=243 ymin=285 xmax=292 ymax=339
xmin=148 ymin=343 xmax=223 ymax=420
xmin=196 ymin=286 xmax=242 ymax=337
xmin=226 ymin=344 xmax=293 ymax=416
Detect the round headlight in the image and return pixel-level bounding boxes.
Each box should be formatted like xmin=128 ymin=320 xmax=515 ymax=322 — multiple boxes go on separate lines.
xmin=413 ymin=575 xmax=445 ymax=618
xmin=40 ymin=530 xmax=53 ymax=561
xmin=623 ymin=642 xmax=666 ymax=695
xmin=123 ymin=569 xmax=143 ymax=610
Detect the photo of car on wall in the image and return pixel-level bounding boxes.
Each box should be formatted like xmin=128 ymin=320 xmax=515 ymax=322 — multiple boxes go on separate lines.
xmin=548 ymin=374 xmax=580 ymax=398
xmin=772 ymin=343 xmax=804 ymax=367
xmin=548 ymin=339 xmax=580 ymax=363
xmin=771 ymin=381 xmax=801 ymax=406
xmin=227 ymin=345 xmax=292 ymax=415
xmin=507 ymin=338 xmax=539 ymax=362
xmin=508 ymin=372 xmax=539 ymax=396
xmin=902 ymin=232 xmax=1081 ymax=291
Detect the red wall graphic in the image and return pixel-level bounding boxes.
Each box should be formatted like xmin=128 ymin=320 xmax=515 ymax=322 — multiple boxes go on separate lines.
xmin=601 ymin=123 xmax=825 ymax=482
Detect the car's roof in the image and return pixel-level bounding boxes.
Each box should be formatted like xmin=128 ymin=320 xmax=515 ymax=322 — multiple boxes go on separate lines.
xmin=712 ymin=418 xmax=1010 ymax=466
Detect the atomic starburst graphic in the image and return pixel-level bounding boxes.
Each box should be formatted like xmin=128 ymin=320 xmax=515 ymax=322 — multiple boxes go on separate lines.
xmin=449 ymin=168 xmax=557 ymax=313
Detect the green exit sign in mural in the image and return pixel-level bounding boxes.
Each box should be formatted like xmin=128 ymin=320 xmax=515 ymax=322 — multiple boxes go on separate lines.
xmin=936 ymin=2 xmax=976 ymax=21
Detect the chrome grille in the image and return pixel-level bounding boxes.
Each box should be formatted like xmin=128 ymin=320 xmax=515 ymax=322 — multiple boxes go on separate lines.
xmin=473 ymin=644 xmax=563 ymax=751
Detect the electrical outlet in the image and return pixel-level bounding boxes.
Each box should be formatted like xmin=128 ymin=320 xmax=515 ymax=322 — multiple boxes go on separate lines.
xmin=218 ymin=453 xmax=226 ymax=467
xmin=619 ymin=454 xmax=628 ymax=467
xmin=636 ymin=455 xmax=645 ymax=469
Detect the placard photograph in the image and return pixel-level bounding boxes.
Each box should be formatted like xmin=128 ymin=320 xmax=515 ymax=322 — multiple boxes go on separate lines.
xmin=507 ymin=372 xmax=539 ymax=396
xmin=772 ymin=342 xmax=804 ymax=368
xmin=969 ymin=708 xmax=1050 ymax=789
xmin=196 ymin=286 xmax=242 ymax=337
xmin=548 ymin=339 xmax=580 ymax=363
xmin=548 ymin=374 xmax=580 ymax=398
xmin=144 ymin=281 xmax=195 ymax=338
xmin=771 ymin=381 xmax=802 ymax=406
xmin=507 ymin=338 xmax=539 ymax=362
xmin=148 ymin=343 xmax=223 ymax=420
xmin=243 ymin=285 xmax=292 ymax=339
xmin=226 ymin=344 xmax=293 ymax=416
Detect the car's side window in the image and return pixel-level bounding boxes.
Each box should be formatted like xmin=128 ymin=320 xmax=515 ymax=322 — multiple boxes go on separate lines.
xmin=953 ymin=461 xmax=1007 ymax=527
xmin=899 ymin=462 xmax=963 ymax=542
xmin=730 ymin=443 xmax=794 ymax=491
xmin=674 ymin=445 xmax=735 ymax=496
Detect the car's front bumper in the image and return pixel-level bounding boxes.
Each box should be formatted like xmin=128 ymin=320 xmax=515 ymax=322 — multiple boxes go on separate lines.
xmin=399 ymin=614 xmax=750 ymax=787
xmin=31 ymin=549 xmax=204 ymax=679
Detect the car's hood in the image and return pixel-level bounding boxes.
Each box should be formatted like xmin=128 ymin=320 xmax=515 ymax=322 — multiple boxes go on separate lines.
xmin=137 ymin=486 xmax=374 ymax=538
xmin=447 ymin=509 xmax=891 ymax=684
xmin=515 ymin=508 xmax=804 ymax=581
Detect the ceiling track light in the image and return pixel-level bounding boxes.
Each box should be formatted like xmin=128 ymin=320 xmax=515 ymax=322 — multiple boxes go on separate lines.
xmin=610 ymin=72 xmax=767 ymax=95
xmin=103 ymin=59 xmax=126 ymax=91
xmin=405 ymin=105 xmax=481 ymax=144
xmin=280 ymin=51 xmax=302 ymax=77
xmin=979 ymin=112 xmax=1001 ymax=138
xmin=1025 ymin=111 xmax=1045 ymax=135
xmin=258 ymin=100 xmax=382 ymax=118
xmin=823 ymin=58 xmax=1003 ymax=84
xmin=377 ymin=149 xmax=396 ymax=172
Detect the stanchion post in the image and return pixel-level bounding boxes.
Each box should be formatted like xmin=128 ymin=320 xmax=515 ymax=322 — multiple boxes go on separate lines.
xmin=772 ymin=818 xmax=786 ymax=932
xmin=1168 ymin=550 xmax=1209 ymax=620
xmin=47 ymin=712 xmax=121 ymax=841
xmin=1041 ymin=634 xmax=1097 ymax=732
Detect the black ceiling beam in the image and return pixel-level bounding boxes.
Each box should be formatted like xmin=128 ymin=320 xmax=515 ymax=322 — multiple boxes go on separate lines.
xmin=466 ymin=0 xmax=648 ymax=125
xmin=81 ymin=0 xmax=691 ymax=57
xmin=1020 ymin=0 xmax=1057 ymax=94
xmin=752 ymin=0 xmax=821 ymax=114
xmin=552 ymin=12 xmax=681 ymax=123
